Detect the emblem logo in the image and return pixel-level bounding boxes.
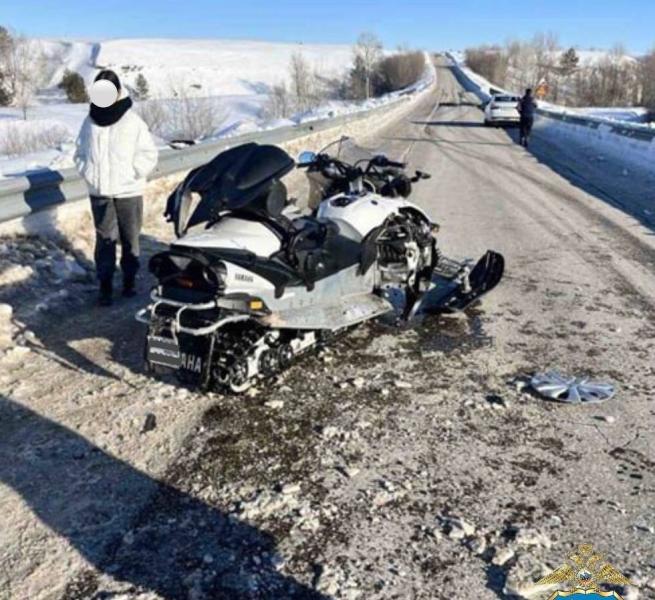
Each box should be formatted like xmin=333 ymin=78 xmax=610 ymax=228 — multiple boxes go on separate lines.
xmin=535 ymin=544 xmax=633 ymax=600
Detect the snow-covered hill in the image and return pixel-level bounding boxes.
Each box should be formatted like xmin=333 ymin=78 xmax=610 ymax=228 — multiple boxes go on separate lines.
xmin=93 ymin=38 xmax=353 ymax=98
xmin=40 ymin=40 xmax=99 ymax=89
xmin=0 ymin=38 xmax=367 ymax=177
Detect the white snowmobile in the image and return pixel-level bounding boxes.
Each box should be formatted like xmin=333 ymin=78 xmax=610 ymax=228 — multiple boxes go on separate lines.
xmin=136 ymin=139 xmax=504 ymax=392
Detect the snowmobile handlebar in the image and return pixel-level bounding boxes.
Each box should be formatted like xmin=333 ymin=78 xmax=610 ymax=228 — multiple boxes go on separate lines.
xmin=301 ymin=153 xmax=409 ymax=181
xmin=365 ymin=155 xmax=406 ymax=170
xmin=301 ymin=153 xmax=363 ymax=181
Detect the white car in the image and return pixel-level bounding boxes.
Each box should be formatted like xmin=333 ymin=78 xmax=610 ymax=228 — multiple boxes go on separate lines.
xmin=484 ymin=94 xmax=521 ymax=126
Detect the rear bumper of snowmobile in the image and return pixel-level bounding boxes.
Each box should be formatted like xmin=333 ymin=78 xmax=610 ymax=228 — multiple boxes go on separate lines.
xmin=135 ymin=292 xmax=251 ymax=336
xmin=134 ymin=286 xmax=278 ymax=336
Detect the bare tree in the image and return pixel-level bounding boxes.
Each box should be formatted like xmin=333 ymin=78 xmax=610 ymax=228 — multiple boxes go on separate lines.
xmin=0 ymin=27 xmax=15 ymax=106
xmin=0 ymin=121 xmax=69 ymax=156
xmin=2 ymin=33 xmax=47 ymax=119
xmin=264 ymin=81 xmax=292 ymax=119
xmin=573 ymin=45 xmax=639 ymax=107
xmin=134 ymin=97 xmax=168 ymax=137
xmin=640 ymin=49 xmax=655 ymax=110
xmin=466 ymin=34 xmax=643 ymax=108
xmin=289 ymin=51 xmax=318 ymax=112
xmin=377 ymin=51 xmax=425 ymax=92
xmin=164 ymin=78 xmax=227 ymax=141
xmin=532 ymin=32 xmax=559 ymax=85
xmin=354 ymin=32 xmax=383 ymax=99
xmin=0 ymin=26 xmax=11 ymax=55
xmin=465 ymin=45 xmax=509 ymax=87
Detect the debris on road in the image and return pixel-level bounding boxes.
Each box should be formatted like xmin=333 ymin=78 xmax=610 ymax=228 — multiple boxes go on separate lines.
xmin=595 ymin=415 xmax=617 ymax=424
xmin=141 ymin=412 xmax=157 ymax=434
xmin=440 ymin=515 xmax=476 ymax=540
xmin=530 ymin=371 xmax=616 ymax=404
xmin=264 ymin=399 xmax=284 ymax=410
xmin=393 ymin=380 xmax=413 ymax=390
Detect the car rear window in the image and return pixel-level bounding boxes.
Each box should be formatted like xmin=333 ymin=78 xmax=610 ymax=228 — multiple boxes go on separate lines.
xmin=493 ymin=96 xmax=519 ymax=103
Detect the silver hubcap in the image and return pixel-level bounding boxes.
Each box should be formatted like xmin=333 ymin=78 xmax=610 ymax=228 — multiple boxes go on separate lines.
xmin=530 ymin=371 xmax=615 ymax=404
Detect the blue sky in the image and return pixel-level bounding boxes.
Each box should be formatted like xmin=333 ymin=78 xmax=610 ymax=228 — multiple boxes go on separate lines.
xmin=3 ymin=0 xmax=655 ymax=54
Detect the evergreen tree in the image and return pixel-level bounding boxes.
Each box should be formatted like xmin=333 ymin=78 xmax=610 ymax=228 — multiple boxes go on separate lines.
xmin=348 ymin=54 xmax=369 ymax=100
xmin=560 ymin=47 xmax=580 ymax=76
xmin=58 ymin=70 xmax=89 ymax=103
xmin=135 ymin=73 xmax=149 ymax=100
xmin=0 ymin=71 xmax=11 ymax=106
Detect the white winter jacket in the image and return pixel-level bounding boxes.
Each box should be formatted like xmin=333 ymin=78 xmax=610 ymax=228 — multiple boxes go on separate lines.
xmin=74 ymin=101 xmax=158 ymax=198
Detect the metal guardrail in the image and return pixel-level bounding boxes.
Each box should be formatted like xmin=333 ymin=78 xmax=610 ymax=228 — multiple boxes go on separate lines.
xmin=0 ymin=97 xmax=409 ymax=224
xmin=536 ymin=109 xmax=655 ymax=142
xmin=445 ymin=53 xmax=655 ymax=144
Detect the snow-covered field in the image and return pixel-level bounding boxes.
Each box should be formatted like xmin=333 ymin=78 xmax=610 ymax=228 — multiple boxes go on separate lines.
xmin=96 ymin=38 xmax=353 ymax=97
xmin=0 ymin=39 xmax=431 ymax=179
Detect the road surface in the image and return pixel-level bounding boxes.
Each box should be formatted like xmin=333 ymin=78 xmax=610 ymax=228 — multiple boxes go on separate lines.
xmin=1 ymin=58 xmax=654 ymax=599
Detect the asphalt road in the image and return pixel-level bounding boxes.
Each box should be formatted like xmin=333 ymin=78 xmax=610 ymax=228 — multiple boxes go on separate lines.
xmin=1 ymin=58 xmax=655 ymax=599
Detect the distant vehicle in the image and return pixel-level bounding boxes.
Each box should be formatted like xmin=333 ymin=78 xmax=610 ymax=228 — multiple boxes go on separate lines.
xmin=484 ymin=94 xmax=521 ymax=126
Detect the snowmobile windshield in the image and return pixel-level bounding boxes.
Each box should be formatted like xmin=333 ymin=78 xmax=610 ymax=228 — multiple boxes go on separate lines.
xmin=327 ymin=138 xmax=377 ymax=164
xmin=166 ymin=143 xmax=295 ymax=237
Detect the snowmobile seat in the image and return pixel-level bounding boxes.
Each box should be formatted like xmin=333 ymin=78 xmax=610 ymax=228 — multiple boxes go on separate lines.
xmin=283 ymin=217 xmax=361 ymax=290
xmin=263 ymin=179 xmax=288 ymax=219
xmin=226 ymin=180 xmax=295 ymax=242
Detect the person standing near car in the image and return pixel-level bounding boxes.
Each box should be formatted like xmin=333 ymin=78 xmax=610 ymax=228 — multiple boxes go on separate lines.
xmin=517 ymin=88 xmax=537 ymax=148
xmin=74 ymin=70 xmax=158 ymax=306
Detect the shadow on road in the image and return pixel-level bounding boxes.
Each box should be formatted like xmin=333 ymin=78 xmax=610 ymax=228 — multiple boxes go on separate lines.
xmin=412 ymin=120 xmax=488 ymax=128
xmin=0 ymin=395 xmax=327 ymax=599
xmin=0 ymin=229 xmax=168 ymax=382
xmin=436 ymin=101 xmax=479 ymax=107
xmin=386 ymin=135 xmax=513 ymax=148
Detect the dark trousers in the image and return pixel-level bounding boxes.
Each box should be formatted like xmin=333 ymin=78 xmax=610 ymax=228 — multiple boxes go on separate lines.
xmin=520 ymin=117 xmax=534 ymax=146
xmin=90 ymin=195 xmax=143 ymax=284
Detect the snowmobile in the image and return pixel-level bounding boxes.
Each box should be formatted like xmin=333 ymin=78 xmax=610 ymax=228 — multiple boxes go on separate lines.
xmin=136 ymin=139 xmax=504 ymax=393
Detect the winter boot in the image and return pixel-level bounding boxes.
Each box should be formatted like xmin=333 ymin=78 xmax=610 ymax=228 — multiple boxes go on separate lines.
xmin=99 ymin=280 xmax=113 ymax=306
xmin=122 ymin=276 xmax=137 ymax=298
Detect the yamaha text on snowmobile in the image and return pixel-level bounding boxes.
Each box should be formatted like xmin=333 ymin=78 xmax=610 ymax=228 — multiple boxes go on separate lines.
xmin=136 ymin=138 xmax=504 ymax=393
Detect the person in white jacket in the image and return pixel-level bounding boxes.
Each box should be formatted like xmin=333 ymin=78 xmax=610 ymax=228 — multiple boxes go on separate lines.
xmin=75 ymin=70 xmax=158 ymax=306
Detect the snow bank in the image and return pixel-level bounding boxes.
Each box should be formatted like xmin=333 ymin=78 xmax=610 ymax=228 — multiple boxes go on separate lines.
xmin=447 ymin=52 xmax=655 ymax=173
xmin=572 ymin=107 xmax=650 ymax=123
xmin=533 ymin=113 xmax=655 ymax=172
